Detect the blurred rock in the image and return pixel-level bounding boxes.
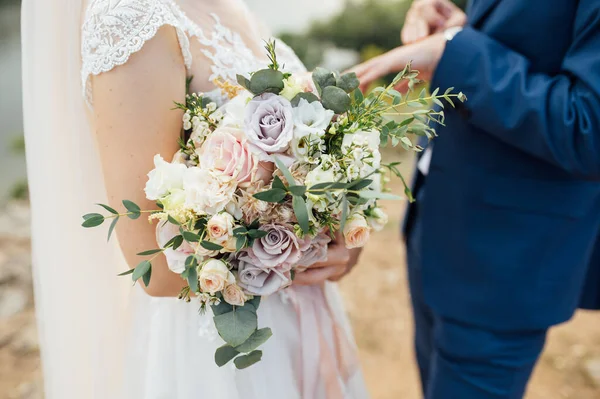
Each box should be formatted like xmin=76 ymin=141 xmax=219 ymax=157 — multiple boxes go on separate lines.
xmin=0 ymin=286 xmax=28 ymax=318
xmin=10 ymin=320 xmax=39 ymax=355
xmin=583 ymin=357 xmax=600 ymax=388
xmin=9 ymin=381 xmax=43 ymax=399
xmin=0 ymin=201 xmax=31 ymax=239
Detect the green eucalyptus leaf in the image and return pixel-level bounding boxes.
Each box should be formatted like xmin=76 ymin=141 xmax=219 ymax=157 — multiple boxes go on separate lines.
xmin=236 ymin=74 xmax=251 ymax=91
xmin=215 ymin=345 xmax=240 ymax=367
xmin=321 ymin=86 xmax=351 ymax=114
xmin=97 ymin=203 xmax=118 ymax=214
xmin=187 ymin=266 xmax=198 ymax=292
xmin=122 ymin=200 xmax=141 ymax=218
xmin=312 ymin=67 xmax=336 ymax=95
xmin=290 ymin=92 xmax=320 ymax=106
xmin=137 ymin=248 xmax=163 ymax=256
xmin=247 ymin=229 xmax=268 ymax=239
xmin=340 ymin=195 xmax=349 ymax=232
xmin=348 ymin=179 xmax=374 ymax=190
xmin=292 ymin=196 xmax=310 ymax=234
xmin=288 ymin=185 xmax=307 ymax=197
xmin=182 ymin=230 xmax=200 ymax=243
xmin=272 ymin=175 xmax=287 ymax=191
xmin=211 ymin=300 xmax=234 ymax=316
xmin=253 ymin=188 xmax=287 ymax=203
xmin=107 ymin=216 xmax=119 ymax=241
xmin=234 ymin=328 xmax=273 ymax=353
xmin=201 ymin=241 xmax=223 ymax=251
xmin=234 ymin=350 xmax=263 ymax=369
xmin=249 ymin=69 xmax=284 ymax=94
xmin=132 ymin=260 xmax=151 ymax=282
xmin=167 ymin=215 xmax=181 ymax=226
xmin=82 ymin=213 xmax=105 ymax=228
xmin=236 ymin=236 xmax=247 ymax=252
xmin=213 ymin=308 xmax=257 ymax=347
xmin=117 ymin=269 xmax=134 ymax=277
xmin=336 ymin=72 xmax=359 ymax=93
xmin=142 ymin=266 xmax=152 ymax=287
xmin=245 ymin=295 xmax=261 ymax=312
xmin=273 ymin=157 xmax=296 ymax=185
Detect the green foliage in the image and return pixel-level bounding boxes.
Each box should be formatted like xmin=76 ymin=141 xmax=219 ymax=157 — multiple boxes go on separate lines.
xmin=8 ymin=179 xmax=28 ymax=201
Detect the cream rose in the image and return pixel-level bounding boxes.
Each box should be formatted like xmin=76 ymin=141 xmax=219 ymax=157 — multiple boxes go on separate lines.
xmin=367 ymin=207 xmax=388 ymax=232
xmin=207 ymin=213 xmax=235 ymax=244
xmin=198 ymin=259 xmax=234 ymax=294
xmin=222 ymin=283 xmax=248 ymax=306
xmin=343 ymin=214 xmax=371 ymax=249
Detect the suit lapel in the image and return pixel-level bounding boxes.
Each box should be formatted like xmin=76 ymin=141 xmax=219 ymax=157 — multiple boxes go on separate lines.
xmin=468 ymin=0 xmax=501 ymax=27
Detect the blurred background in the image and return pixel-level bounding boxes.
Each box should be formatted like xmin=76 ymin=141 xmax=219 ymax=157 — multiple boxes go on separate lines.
xmin=0 ymin=0 xmax=598 ymax=398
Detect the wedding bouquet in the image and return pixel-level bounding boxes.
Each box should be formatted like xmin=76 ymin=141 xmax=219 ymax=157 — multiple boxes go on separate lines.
xmin=82 ymin=41 xmax=465 ymax=369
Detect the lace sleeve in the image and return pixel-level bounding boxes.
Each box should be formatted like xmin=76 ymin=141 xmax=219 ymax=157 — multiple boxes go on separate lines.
xmin=81 ymin=0 xmax=192 ymax=105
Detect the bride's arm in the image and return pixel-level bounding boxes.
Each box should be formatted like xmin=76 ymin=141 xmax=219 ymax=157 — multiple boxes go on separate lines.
xmin=92 ymin=26 xmax=187 ymax=297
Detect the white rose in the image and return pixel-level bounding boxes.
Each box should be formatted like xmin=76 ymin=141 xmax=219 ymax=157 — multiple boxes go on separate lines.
xmin=343 ymin=213 xmax=371 ymax=249
xmin=280 ymin=76 xmax=304 ymax=101
xmin=293 ymin=98 xmax=334 ymax=138
xmin=198 ymin=259 xmax=234 ymax=294
xmin=183 ymin=168 xmax=236 ymax=215
xmin=161 ymin=188 xmax=186 ymax=211
xmin=222 ymin=283 xmax=248 ymax=306
xmin=144 ymin=154 xmax=187 ymax=201
xmin=221 ymin=92 xmax=252 ymax=128
xmin=207 ymin=213 xmax=235 ymax=244
xmin=367 ymin=207 xmax=388 ymax=232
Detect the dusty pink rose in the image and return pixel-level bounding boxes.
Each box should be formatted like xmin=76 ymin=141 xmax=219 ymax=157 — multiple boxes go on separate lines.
xmin=244 ymin=93 xmax=294 ymax=153
xmin=295 ymin=233 xmax=332 ymax=272
xmin=156 ymin=221 xmax=195 ymax=274
xmin=197 ymin=126 xmax=273 ymax=185
xmin=236 ymin=254 xmax=292 ymax=296
xmin=246 ymin=224 xmax=301 ymax=269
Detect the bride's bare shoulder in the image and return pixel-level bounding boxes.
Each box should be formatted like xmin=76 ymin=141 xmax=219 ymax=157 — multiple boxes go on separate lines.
xmin=81 ymin=0 xmax=190 ymax=103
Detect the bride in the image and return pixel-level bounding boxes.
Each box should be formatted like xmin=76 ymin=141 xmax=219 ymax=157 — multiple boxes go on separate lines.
xmin=21 ymin=0 xmax=369 ymax=398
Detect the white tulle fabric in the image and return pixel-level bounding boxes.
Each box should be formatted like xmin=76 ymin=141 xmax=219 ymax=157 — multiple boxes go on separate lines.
xmin=23 ymin=0 xmax=368 ymax=398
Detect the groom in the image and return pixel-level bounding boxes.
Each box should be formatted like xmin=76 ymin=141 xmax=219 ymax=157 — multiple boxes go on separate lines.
xmin=350 ymin=0 xmax=600 ymax=398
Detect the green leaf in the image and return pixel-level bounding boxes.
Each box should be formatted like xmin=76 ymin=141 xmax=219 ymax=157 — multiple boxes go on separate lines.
xmin=137 ymin=248 xmax=163 ymax=256
xmin=236 ymin=236 xmax=247 ymax=252
xmin=273 ymin=157 xmax=296 ymax=185
xmin=321 ymin=86 xmax=351 ymax=114
xmin=107 ymin=216 xmax=119 ymax=241
xmin=187 ymin=266 xmax=198 ymax=292
xmin=236 ymin=74 xmax=251 ymax=91
xmin=247 ymin=229 xmax=268 ymax=239
xmin=292 ymin=196 xmax=310 ymax=234
xmin=123 ymin=200 xmax=141 ymax=219
xmin=235 ymin=328 xmax=273 ymax=353
xmin=142 ymin=266 xmax=152 ymax=287
xmin=164 ymin=234 xmax=183 ymax=250
xmin=117 ymin=269 xmax=134 ymax=276
xmin=212 ymin=300 xmax=234 ymax=316
xmin=288 ymin=185 xmax=307 ymax=197
xmin=201 ymin=241 xmax=223 ymax=251
xmin=82 ymin=213 xmax=105 ymax=228
xmin=253 ymin=188 xmax=287 ymax=203
xmin=290 ymin=92 xmax=320 ymax=106
xmin=213 ymin=307 xmax=257 ymax=347
xmin=312 ymin=67 xmax=336 ymax=95
xmin=245 ymin=296 xmax=261 ymax=312
xmin=132 ymin=260 xmax=151 ymax=282
xmin=233 ymin=226 xmax=248 ymax=235
xmin=97 ymin=203 xmax=118 ymax=214
xmin=348 ymin=179 xmax=373 ymax=190
xmin=215 ymin=345 xmax=240 ymax=367
xmin=249 ymin=69 xmax=284 ymax=94
xmin=353 ymin=88 xmax=364 ymax=104
xmin=272 ymin=175 xmax=287 ymax=191
xmin=340 ymin=195 xmax=349 ymax=232
xmin=234 ymin=350 xmax=263 ymax=369
xmin=358 ymin=191 xmax=403 ymax=200
xmin=182 ymin=230 xmax=201 ymax=243
xmin=167 ymin=215 xmax=181 ymax=226
xmin=336 ymin=72 xmax=359 ymax=93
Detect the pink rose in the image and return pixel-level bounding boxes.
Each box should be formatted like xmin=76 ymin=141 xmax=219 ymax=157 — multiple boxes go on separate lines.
xmin=235 ymin=254 xmax=292 ymax=296
xmin=197 ymin=127 xmax=273 ymax=186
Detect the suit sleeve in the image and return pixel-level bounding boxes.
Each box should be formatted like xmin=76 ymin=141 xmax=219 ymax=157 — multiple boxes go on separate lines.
xmin=431 ymin=1 xmax=600 ymax=178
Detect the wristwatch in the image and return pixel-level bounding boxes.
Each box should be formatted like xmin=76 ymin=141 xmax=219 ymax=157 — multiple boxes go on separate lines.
xmin=444 ymin=26 xmax=463 ymax=41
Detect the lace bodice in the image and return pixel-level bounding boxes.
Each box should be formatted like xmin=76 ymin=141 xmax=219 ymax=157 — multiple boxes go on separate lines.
xmin=81 ymin=0 xmax=306 ymax=104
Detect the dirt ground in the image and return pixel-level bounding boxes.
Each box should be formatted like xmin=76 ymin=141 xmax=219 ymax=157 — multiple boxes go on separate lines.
xmin=1 ymin=151 xmax=599 ymax=399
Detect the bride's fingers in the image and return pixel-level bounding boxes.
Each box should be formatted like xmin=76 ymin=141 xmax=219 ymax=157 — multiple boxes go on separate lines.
xmin=308 ymin=244 xmax=350 ymax=269
xmin=293 ymin=264 xmax=346 ymax=286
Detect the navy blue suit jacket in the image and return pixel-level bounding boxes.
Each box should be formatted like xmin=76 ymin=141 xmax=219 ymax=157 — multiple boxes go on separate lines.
xmin=405 ymin=0 xmax=600 ymax=330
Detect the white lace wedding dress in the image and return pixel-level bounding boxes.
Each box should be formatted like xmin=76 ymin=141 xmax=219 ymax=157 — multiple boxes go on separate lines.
xmin=59 ymin=1 xmax=368 ymax=398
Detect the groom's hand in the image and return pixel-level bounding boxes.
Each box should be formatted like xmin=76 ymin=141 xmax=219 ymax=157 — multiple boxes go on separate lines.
xmin=402 ymin=0 xmax=466 ymax=44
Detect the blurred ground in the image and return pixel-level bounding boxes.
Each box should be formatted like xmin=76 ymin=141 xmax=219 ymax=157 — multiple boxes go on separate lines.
xmin=0 ymin=151 xmax=599 ymax=399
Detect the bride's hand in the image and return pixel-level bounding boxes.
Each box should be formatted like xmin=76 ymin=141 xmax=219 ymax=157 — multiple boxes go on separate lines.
xmin=402 ymin=0 xmax=466 ymax=45
xmin=293 ymin=232 xmax=360 ymax=286
xmin=348 ymin=33 xmax=447 ymax=92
